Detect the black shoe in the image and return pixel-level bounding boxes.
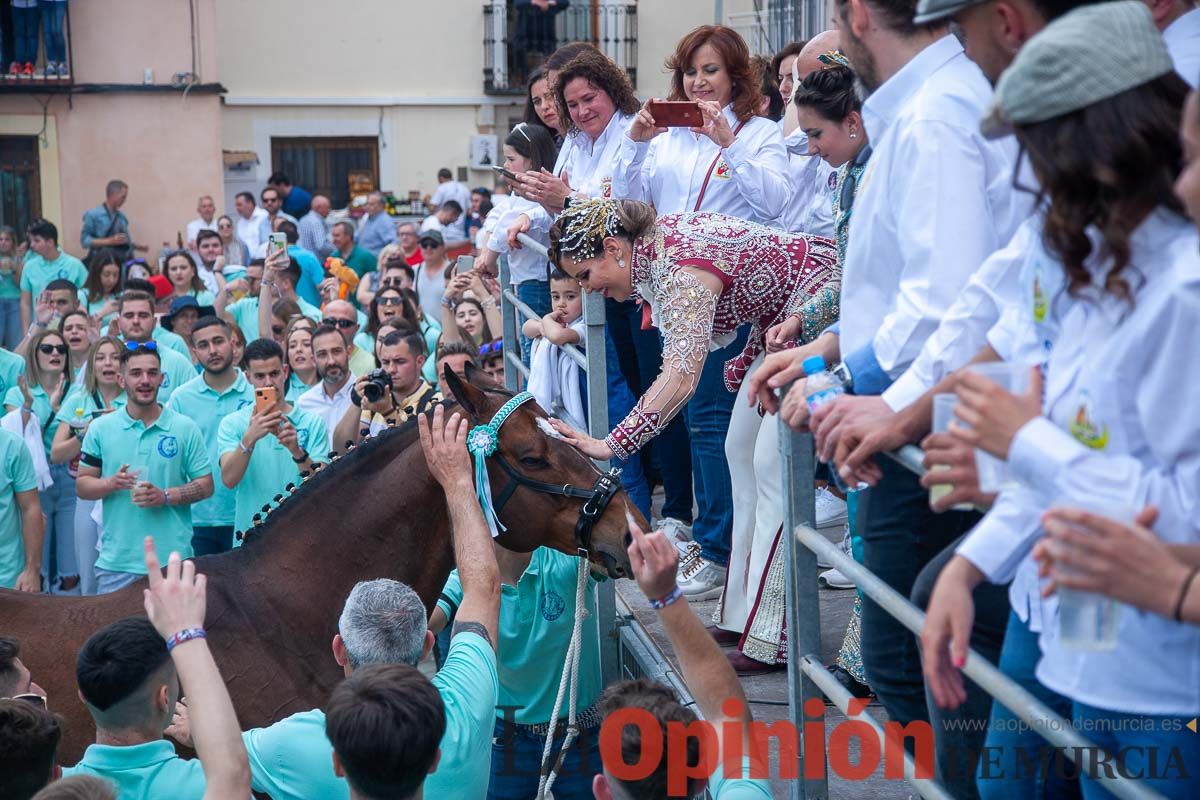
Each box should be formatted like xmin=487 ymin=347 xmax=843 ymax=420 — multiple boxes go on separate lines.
xmin=827 ymin=664 xmax=873 ymax=700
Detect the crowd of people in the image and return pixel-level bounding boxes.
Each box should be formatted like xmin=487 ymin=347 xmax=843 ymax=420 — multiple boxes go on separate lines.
xmin=2 ymin=0 xmax=1200 ymax=796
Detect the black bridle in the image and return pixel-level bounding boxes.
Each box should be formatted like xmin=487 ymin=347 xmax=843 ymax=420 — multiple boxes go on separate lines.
xmin=490 ymin=454 xmax=624 ymax=555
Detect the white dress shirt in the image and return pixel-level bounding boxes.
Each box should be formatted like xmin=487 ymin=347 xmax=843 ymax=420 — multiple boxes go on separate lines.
xmin=1164 ymin=7 xmax=1200 ymax=88
xmin=295 ymin=374 xmax=357 ymax=455
xmin=839 ymin=35 xmax=1021 ymax=392
xmin=957 ymin=211 xmax=1200 ymax=715
xmin=186 ymin=217 xmax=217 ymax=247
xmin=486 ymin=194 xmax=551 ymax=285
xmin=237 ymin=207 xmax=270 ymax=255
xmin=611 ymin=105 xmax=790 ymax=222
xmin=771 ymin=126 xmax=836 ymax=237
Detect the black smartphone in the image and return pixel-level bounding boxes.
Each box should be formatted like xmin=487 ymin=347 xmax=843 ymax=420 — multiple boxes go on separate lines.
xmin=492 ymin=165 xmax=519 ymax=182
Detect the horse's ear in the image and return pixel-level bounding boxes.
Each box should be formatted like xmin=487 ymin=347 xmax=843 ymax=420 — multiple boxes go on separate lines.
xmin=463 ymin=360 xmax=487 ymax=384
xmin=443 ymin=365 xmax=485 ymax=419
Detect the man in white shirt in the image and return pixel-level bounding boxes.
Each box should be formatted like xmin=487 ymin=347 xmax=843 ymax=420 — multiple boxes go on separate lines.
xmin=295 ymin=324 xmax=355 ymax=455
xmin=254 ymin=187 xmax=300 ymax=258
xmin=297 ymin=194 xmax=333 ymax=260
xmin=429 ymin=168 xmax=472 ymax=240
xmin=234 ymin=192 xmax=269 ymax=256
xmin=185 ymin=195 xmax=218 ymax=249
xmin=414 ymin=230 xmax=451 ymax=314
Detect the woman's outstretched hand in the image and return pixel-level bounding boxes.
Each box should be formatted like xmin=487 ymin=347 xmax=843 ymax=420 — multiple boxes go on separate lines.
xmin=547 ymin=418 xmax=616 ymax=461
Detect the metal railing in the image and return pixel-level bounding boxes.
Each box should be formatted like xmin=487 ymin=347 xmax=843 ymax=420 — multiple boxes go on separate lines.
xmin=483 ymin=1 xmax=638 ymax=95
xmin=780 ymin=425 xmax=1163 ymax=799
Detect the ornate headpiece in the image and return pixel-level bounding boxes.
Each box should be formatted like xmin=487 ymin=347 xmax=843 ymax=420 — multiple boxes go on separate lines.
xmin=553 ymin=198 xmax=621 ymax=262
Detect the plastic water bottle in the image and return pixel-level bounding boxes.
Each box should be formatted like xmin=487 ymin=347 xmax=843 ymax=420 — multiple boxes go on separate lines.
xmin=802 ymin=356 xmax=859 ymax=493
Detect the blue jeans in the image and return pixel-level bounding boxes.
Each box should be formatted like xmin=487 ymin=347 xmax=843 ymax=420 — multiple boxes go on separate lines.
xmin=516 ymin=279 xmax=551 ymax=366
xmin=40 ymin=462 xmax=77 ymax=586
xmin=976 ymin=611 xmax=1080 ymax=800
xmin=74 ymin=497 xmax=99 ymax=595
xmin=192 ymin=525 xmax=234 ymax=557
xmin=1073 ymin=702 xmax=1200 ymax=800
xmin=0 ymin=298 xmax=21 ymax=349
xmin=607 ymin=298 xmax=693 ymax=522
xmin=95 ymin=567 xmax=141 ymax=595
xmin=489 ymin=717 xmax=601 ymax=800
xmin=684 ymin=327 xmax=749 ymax=567
xmin=13 ymin=6 xmax=39 ymax=64
xmin=39 ymin=2 xmax=67 ymax=63
xmin=859 ymin=458 xmax=980 ymax=730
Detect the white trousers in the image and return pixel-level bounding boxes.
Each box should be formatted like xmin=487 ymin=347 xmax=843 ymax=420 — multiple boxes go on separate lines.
xmin=715 ymin=356 xmax=784 ymax=634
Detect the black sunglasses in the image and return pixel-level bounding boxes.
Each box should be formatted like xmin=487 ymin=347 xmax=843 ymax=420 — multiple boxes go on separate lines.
xmin=377 ymin=295 xmax=404 ymax=306
xmin=322 ymin=318 xmax=356 ymax=329
xmin=37 ymin=343 xmax=68 ymax=355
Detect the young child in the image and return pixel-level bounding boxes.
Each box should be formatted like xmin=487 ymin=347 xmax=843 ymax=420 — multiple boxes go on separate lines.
xmin=524 ymin=269 xmax=652 ymax=520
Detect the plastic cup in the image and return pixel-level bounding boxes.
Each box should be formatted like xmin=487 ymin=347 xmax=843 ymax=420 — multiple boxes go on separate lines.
xmin=928 ymin=393 xmax=971 ymax=511
xmin=1055 ymin=505 xmax=1128 ymax=652
xmin=965 ymin=362 xmax=1030 ymax=493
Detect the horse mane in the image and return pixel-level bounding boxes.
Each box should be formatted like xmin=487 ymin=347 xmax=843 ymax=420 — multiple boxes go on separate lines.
xmin=238 ymin=383 xmax=515 ymax=548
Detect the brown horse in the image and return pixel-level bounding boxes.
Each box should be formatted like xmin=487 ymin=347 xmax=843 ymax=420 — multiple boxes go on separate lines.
xmin=1 ymin=369 xmax=640 ymax=763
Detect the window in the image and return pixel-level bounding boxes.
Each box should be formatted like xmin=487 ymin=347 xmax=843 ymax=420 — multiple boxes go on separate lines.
xmin=0 ymin=136 xmax=41 ymax=234
xmin=270 ymin=137 xmax=379 ymax=209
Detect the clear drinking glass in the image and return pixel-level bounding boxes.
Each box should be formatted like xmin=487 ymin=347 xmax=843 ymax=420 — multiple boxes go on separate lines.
xmin=929 ymin=393 xmax=972 ymax=511
xmin=966 ymin=362 xmax=1031 ymax=493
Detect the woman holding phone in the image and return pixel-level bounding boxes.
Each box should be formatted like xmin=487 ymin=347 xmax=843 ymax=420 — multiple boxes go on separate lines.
xmin=49 ymin=335 xmax=125 ymax=594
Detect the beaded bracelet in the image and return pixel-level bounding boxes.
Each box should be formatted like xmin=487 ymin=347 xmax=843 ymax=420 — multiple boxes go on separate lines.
xmin=649 ymin=586 xmax=684 ymax=610
xmin=166 ymin=627 xmax=206 ymax=653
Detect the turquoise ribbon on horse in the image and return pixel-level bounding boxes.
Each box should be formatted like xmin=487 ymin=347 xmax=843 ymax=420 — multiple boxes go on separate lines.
xmin=466 ymin=391 xmax=535 ymax=538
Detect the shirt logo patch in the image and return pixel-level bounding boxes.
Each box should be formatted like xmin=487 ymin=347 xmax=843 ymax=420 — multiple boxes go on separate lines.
xmin=237 ymin=399 xmax=252 ymax=410
xmin=57 ymin=268 xmax=69 ymax=279
xmin=601 ymin=177 xmax=613 ymax=199
xmin=540 ymin=590 xmax=565 ymax=621
xmin=157 ymin=435 xmax=179 ymax=458
xmin=827 ymin=172 xmax=838 ymax=191
xmin=161 ymin=372 xmax=171 ymax=389
xmin=1069 ymin=392 xmax=1108 ymax=450
xmin=714 ymin=159 xmax=732 ymax=180
xmin=1032 ymin=262 xmax=1048 ymax=324
xmin=297 ymin=429 xmax=309 ymax=449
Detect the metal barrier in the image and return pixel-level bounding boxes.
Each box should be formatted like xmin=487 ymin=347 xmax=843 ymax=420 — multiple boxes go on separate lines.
xmin=780 ymin=426 xmax=1163 ymax=799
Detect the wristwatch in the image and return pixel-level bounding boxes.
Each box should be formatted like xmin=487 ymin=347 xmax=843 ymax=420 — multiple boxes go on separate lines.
xmin=832 ymin=361 xmax=853 ymax=393
xmin=562 ymin=195 xmax=572 ymax=210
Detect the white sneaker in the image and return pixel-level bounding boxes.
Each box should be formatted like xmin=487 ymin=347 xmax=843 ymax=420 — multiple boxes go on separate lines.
xmin=815 ymin=487 xmax=849 ymax=529
xmin=675 ymin=541 xmax=702 ymax=578
xmin=819 ymin=566 xmax=856 ymax=589
xmin=817 ymin=525 xmax=852 ymax=569
xmin=654 ymin=516 xmax=693 ymax=546
xmin=678 ymin=557 xmax=727 ymax=601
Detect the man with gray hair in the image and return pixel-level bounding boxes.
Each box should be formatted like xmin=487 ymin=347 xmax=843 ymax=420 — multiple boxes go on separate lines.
xmin=169 ymin=406 xmax=500 ymax=800
xmin=356 ymin=191 xmax=397 ymax=256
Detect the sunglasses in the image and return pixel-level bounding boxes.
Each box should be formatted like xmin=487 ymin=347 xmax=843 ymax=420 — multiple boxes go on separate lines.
xmin=377 ymin=295 xmax=404 ymax=306
xmin=322 ymin=318 xmax=356 ymax=329
xmin=3 ymin=693 xmax=47 ymax=709
xmin=37 ymin=343 xmax=68 ymax=355
xmin=479 ymin=339 xmax=504 ymax=356
xmin=124 ymin=341 xmax=159 ymax=353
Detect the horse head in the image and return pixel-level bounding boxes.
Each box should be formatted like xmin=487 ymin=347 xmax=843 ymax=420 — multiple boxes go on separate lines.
xmin=443 ymin=365 xmax=640 ymax=579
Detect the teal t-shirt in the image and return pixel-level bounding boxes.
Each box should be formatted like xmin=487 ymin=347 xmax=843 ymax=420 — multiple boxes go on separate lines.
xmin=3 ymin=383 xmax=58 ymax=456
xmin=240 ymin=631 xmax=497 ymax=800
xmin=285 ymin=372 xmax=313 ymax=403
xmin=708 ymin=755 xmax=774 ymax=798
xmin=0 ymin=348 xmax=25 ymax=398
xmin=216 ymin=404 xmax=328 ymax=535
xmin=81 ymin=291 xmax=120 ymax=326
xmin=436 ymin=547 xmax=602 ymax=724
xmin=0 ymin=256 xmax=20 ymax=299
xmin=54 ymin=387 xmax=127 ymax=460
xmin=19 ymin=250 xmax=87 ymax=298
xmin=421 ymin=318 xmax=441 ymax=384
xmin=225 ymin=296 xmax=322 ymax=343
xmin=166 ymin=371 xmax=255 ymax=527
xmin=80 ymin=406 xmax=211 ymax=573
xmin=154 ymin=345 xmax=196 ymax=403
xmin=0 ymin=428 xmax=37 ymax=588
xmin=63 ymin=740 xmax=206 ymax=799
xmin=151 ymin=326 xmax=192 ymax=360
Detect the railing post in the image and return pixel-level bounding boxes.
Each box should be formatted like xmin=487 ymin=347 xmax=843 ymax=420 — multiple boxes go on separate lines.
xmin=498 ymin=254 xmax=521 ymax=393
xmin=779 ymin=411 xmax=827 ymax=799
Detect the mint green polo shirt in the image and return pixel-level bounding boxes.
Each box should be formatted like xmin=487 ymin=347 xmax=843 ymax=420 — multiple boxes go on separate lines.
xmin=152 ymin=326 xmax=192 ymax=360
xmin=81 ymin=290 xmax=119 ymax=325
xmin=166 ymin=371 xmax=254 ymax=527
xmin=63 ymin=740 xmax=207 ymax=799
xmin=54 ymin=387 xmax=127 ymax=453
xmin=80 ymin=405 xmax=211 ymax=573
xmin=216 ymin=404 xmax=328 ymax=536
xmin=0 ymin=428 xmax=37 ymax=588
xmin=19 ymin=249 xmax=87 ymax=298
xmin=155 ymin=346 xmax=196 ymax=403
xmin=708 ymin=756 xmax=773 ymax=798
xmin=240 ymin=631 xmax=497 ymax=800
xmin=225 ymin=296 xmax=322 ymax=342
xmin=285 ymin=372 xmax=312 ymax=403
xmin=0 ymin=348 xmax=25 ymax=397
xmin=436 ymin=547 xmax=602 ymax=724
xmin=3 ymin=384 xmax=57 ymax=456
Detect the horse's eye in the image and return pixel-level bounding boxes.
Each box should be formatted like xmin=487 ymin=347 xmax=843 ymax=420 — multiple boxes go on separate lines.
xmin=520 ymin=456 xmax=550 ymax=470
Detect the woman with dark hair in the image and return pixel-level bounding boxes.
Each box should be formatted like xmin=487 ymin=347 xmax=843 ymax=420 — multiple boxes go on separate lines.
xmin=771 ymin=41 xmax=805 ymax=108
xmin=0 ymin=224 xmax=23 ymax=348
xmin=81 ymin=249 xmax=123 ymax=327
xmin=919 ymin=7 xmax=1200 ymax=797
xmin=282 ymin=317 xmax=317 ymax=401
xmin=163 ymin=249 xmax=220 ymax=306
xmin=754 ymin=54 xmax=785 ymax=122
xmin=612 ymin=24 xmax=793 ymax=606
xmin=216 ymin=214 xmax=248 ymax=266
xmin=523 ymin=64 xmax=563 ymax=140
xmin=57 ymin=309 xmax=93 ymax=383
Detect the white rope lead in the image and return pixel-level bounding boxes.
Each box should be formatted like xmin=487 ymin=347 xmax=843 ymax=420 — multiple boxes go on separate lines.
xmin=536 ymin=550 xmax=591 ymax=800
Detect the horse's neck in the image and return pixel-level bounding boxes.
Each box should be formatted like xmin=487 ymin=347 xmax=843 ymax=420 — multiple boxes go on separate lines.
xmin=226 ymin=430 xmax=456 ymax=614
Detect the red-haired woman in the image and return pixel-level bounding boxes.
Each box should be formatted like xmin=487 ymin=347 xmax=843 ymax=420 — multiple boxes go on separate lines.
xmin=611 ymin=25 xmax=796 ymax=616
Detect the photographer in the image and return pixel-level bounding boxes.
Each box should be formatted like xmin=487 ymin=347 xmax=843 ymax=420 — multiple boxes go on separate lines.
xmin=333 ymin=328 xmax=439 ymax=453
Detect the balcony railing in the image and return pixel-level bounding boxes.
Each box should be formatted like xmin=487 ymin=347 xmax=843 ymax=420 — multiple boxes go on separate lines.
xmin=483 ymin=1 xmax=638 ymax=95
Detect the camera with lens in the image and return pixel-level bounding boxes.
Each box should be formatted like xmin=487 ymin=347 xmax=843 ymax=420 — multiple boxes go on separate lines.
xmin=361 ymin=368 xmax=393 ymax=404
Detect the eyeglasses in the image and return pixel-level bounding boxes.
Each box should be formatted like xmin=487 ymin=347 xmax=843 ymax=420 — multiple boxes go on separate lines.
xmin=3 ymin=693 xmax=47 ymax=709
xmin=377 ymin=295 xmax=404 ymax=306
xmin=839 ymin=145 xmax=873 ymax=216
xmin=479 ymin=339 xmax=504 ymax=356
xmin=124 ymin=341 xmax=159 ymax=353
xmin=322 ymin=318 xmax=356 ymax=329
xmin=37 ymin=343 xmax=68 ymax=355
